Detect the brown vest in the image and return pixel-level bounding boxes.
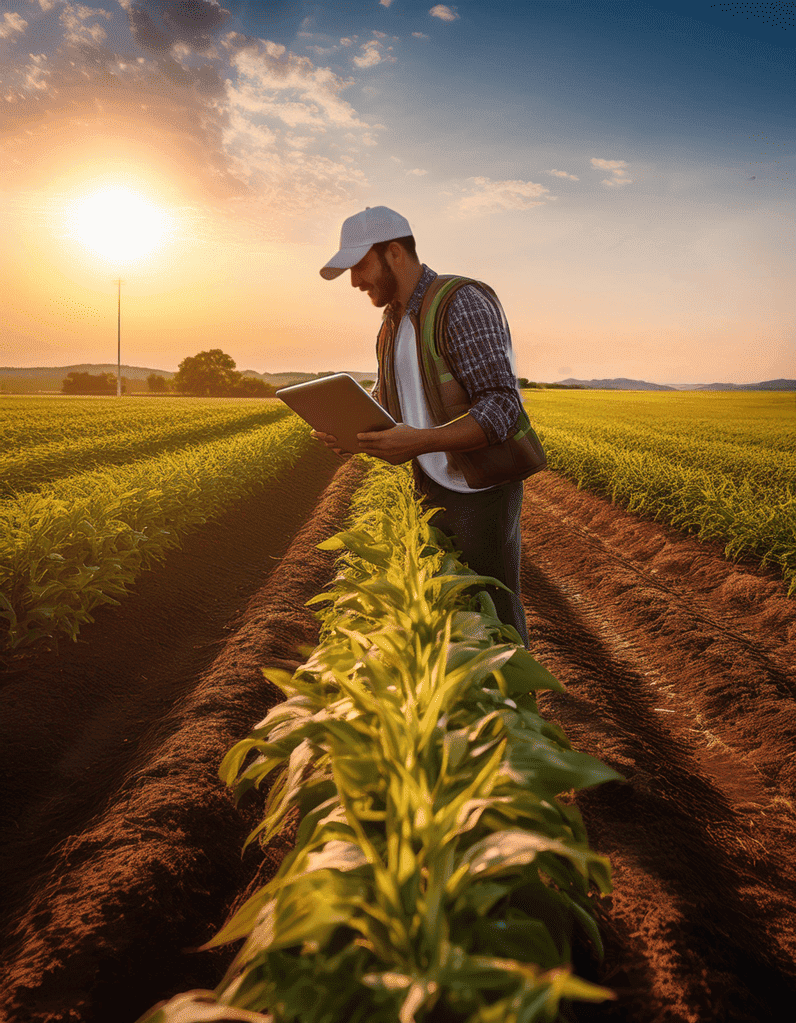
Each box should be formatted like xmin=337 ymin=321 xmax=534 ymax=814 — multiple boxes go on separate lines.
xmin=376 ymin=275 xmax=546 ymax=489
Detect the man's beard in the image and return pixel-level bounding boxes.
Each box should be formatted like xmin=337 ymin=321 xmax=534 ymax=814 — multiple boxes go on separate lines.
xmin=373 ymin=252 xmax=399 ymax=308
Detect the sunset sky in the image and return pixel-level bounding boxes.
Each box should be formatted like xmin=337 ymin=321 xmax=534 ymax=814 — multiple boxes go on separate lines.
xmin=0 ymin=0 xmax=793 ymax=384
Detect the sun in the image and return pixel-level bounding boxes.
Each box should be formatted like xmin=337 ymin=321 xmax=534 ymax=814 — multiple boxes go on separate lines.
xmin=71 ymin=187 xmax=168 ymax=264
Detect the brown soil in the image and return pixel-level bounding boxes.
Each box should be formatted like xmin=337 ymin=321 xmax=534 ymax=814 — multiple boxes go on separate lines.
xmin=1 ymin=462 xmax=794 ymax=1023
xmin=0 ymin=444 xmax=366 ymax=1023
xmin=520 ymin=472 xmax=796 ymax=1023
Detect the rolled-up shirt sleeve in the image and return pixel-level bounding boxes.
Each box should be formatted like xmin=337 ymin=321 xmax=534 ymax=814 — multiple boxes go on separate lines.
xmin=444 ymin=285 xmax=522 ymax=444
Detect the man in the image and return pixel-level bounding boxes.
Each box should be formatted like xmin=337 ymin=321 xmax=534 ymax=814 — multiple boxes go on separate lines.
xmin=314 ymin=205 xmax=533 ymax=647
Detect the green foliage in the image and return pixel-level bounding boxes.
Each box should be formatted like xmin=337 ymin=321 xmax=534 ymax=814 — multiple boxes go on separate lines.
xmin=174 ymin=349 xmax=240 ymax=396
xmin=62 ymin=370 xmax=123 ymax=395
xmin=523 ymin=390 xmax=796 ymax=594
xmin=0 ymin=400 xmax=289 ymax=497
xmin=0 ymin=412 xmax=310 ymax=649
xmin=142 ymin=462 xmax=620 ymax=1023
xmin=172 ymin=350 xmax=276 ymax=398
xmin=147 ymin=373 xmax=170 ymax=393
xmin=235 ymin=376 xmax=278 ymax=398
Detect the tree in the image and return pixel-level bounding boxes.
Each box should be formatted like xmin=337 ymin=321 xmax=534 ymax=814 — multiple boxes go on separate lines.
xmin=231 ymin=375 xmax=276 ymax=398
xmin=173 ymin=349 xmax=239 ymax=396
xmin=147 ymin=373 xmax=169 ymax=393
xmin=62 ymin=371 xmax=123 ymax=395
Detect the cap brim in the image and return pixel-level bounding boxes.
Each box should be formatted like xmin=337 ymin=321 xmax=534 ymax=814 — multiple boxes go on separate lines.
xmin=319 ymin=242 xmax=373 ymax=280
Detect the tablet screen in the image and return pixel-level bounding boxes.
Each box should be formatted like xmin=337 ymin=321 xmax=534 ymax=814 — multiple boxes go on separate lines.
xmin=276 ymin=373 xmax=396 ymax=454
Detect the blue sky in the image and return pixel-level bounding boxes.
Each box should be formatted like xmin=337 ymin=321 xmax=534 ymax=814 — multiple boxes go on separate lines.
xmin=0 ymin=0 xmax=793 ymax=383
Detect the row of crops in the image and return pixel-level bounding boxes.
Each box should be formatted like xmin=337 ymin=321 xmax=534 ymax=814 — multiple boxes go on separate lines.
xmin=0 ymin=398 xmax=310 ymax=650
xmin=0 ymin=398 xmax=292 ymax=496
xmin=523 ymin=390 xmax=796 ymax=593
xmin=2 ymin=389 xmax=793 ymax=651
xmin=143 ymin=461 xmax=620 ymax=1023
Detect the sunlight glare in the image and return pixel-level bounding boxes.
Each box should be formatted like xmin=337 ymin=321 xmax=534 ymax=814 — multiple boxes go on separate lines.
xmin=71 ymin=188 xmax=168 ymax=264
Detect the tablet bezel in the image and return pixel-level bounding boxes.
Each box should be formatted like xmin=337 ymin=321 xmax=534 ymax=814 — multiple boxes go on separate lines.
xmin=275 ymin=373 xmax=396 ymax=454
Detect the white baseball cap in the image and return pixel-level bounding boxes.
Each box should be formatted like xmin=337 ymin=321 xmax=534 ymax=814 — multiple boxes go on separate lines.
xmin=320 ymin=205 xmax=413 ymax=280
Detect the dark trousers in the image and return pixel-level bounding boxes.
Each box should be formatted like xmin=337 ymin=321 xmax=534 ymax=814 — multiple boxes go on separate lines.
xmin=414 ymin=466 xmax=529 ymax=648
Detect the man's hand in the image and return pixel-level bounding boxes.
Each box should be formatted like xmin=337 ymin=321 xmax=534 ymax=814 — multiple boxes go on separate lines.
xmin=356 ymin=424 xmax=428 ymax=464
xmin=310 ymin=430 xmax=353 ymax=459
xmin=314 ymin=414 xmax=489 ymax=465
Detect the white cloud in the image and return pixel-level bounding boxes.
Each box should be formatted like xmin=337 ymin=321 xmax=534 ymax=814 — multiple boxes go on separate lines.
xmin=285 ymin=132 xmax=312 ymax=149
xmin=454 ymin=176 xmax=553 ymax=215
xmin=430 ymin=4 xmax=458 ymax=21
xmin=220 ymin=41 xmax=383 ymax=212
xmin=412 ymin=32 xmax=429 ymax=39
xmin=590 ymin=158 xmax=627 ymax=171
xmin=352 ymin=39 xmax=395 ymax=68
xmin=2 ymin=8 xmax=380 ymax=223
xmin=24 ymin=53 xmax=50 ymax=91
xmin=380 ymin=0 xmax=394 ymax=7
xmin=591 ymin=157 xmax=633 ymax=187
xmin=0 ymin=12 xmax=28 ymax=38
xmin=547 ymin=168 xmax=579 ymax=181
xmin=407 ymin=167 xmax=427 ymax=176
xmin=225 ymin=107 xmax=276 ymax=150
xmin=61 ymin=4 xmax=112 ymax=47
xmin=230 ymin=46 xmax=370 ymax=130
xmin=339 ymin=37 xmax=354 ymax=46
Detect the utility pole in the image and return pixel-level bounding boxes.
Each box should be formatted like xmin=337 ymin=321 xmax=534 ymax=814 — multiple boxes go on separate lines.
xmin=115 ymin=278 xmax=125 ymax=397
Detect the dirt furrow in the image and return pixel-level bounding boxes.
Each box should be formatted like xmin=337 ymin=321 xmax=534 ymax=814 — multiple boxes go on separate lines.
xmin=519 ymin=471 xmax=796 ymax=1022
xmin=522 ymin=473 xmax=796 ymax=799
xmin=0 ymin=453 xmax=365 ymax=1023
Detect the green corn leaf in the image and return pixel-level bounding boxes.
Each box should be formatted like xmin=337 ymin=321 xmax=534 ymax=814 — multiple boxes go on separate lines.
xmin=471 ymin=917 xmax=561 ymax=969
xmin=134 ymin=990 xmax=272 ymax=1023
xmin=497 ymin=647 xmax=565 ymax=694
xmin=317 ymin=529 xmax=392 ymax=568
xmin=291 ymin=840 xmax=369 ymax=882
xmin=448 ymin=830 xmax=599 ymax=896
xmin=501 ymin=734 xmax=624 ymax=797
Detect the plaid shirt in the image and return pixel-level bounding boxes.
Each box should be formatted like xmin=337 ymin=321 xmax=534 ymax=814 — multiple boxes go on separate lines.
xmin=374 ymin=265 xmax=522 ymax=444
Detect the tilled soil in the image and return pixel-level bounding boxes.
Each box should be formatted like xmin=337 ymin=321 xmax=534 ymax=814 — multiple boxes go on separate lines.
xmin=1 ymin=462 xmax=794 ymax=1023
xmin=520 ymin=472 xmax=796 ymax=1023
xmin=0 ymin=446 xmax=366 ymax=1023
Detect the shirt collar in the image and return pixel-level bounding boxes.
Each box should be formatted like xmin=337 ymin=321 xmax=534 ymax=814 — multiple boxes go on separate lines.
xmin=405 ymin=264 xmax=437 ymax=317
xmin=384 ymin=264 xmax=436 ymax=323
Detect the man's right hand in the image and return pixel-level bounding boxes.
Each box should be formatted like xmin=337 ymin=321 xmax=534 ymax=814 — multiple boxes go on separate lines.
xmin=310 ymin=430 xmax=353 ymax=460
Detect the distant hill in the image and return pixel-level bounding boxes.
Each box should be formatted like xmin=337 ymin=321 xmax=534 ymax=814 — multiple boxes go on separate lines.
xmin=0 ymin=364 xmax=171 ymax=394
xmin=554 ymin=377 xmax=795 ymax=392
xmin=0 ymin=364 xmax=171 ymax=380
xmin=0 ymin=365 xmax=377 ymax=394
xmin=4 ymin=366 xmax=789 ymax=396
xmin=555 ymin=377 xmax=676 ymax=391
xmin=693 ymin=379 xmax=796 ymax=391
xmin=239 ymin=369 xmax=376 ymax=388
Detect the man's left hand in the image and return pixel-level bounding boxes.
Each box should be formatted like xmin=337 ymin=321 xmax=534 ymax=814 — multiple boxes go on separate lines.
xmin=356 ymin=424 xmax=429 ymax=464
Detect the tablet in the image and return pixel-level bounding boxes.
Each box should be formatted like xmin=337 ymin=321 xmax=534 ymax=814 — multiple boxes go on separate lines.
xmin=275 ymin=373 xmax=396 ymax=454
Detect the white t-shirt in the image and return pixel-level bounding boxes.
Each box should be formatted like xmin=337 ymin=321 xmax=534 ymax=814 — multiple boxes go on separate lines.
xmin=393 ymin=312 xmax=491 ymax=493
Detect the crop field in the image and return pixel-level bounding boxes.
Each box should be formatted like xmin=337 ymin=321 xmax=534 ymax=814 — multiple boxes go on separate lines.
xmin=1 ymin=392 xmax=795 ymax=1023
xmin=523 ymin=390 xmax=796 ymax=593
xmin=0 ymin=398 xmax=308 ymax=649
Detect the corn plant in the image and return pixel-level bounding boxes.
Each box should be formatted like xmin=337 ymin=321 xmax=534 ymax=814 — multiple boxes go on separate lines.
xmin=141 ymin=462 xmax=620 ymax=1023
xmin=522 ymin=390 xmax=796 ymax=594
xmin=0 ymin=401 xmax=288 ymax=497
xmin=0 ymin=414 xmax=310 ymax=650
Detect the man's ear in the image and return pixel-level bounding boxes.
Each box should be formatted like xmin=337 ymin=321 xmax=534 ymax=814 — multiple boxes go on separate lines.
xmin=387 ymin=240 xmax=404 ymax=265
